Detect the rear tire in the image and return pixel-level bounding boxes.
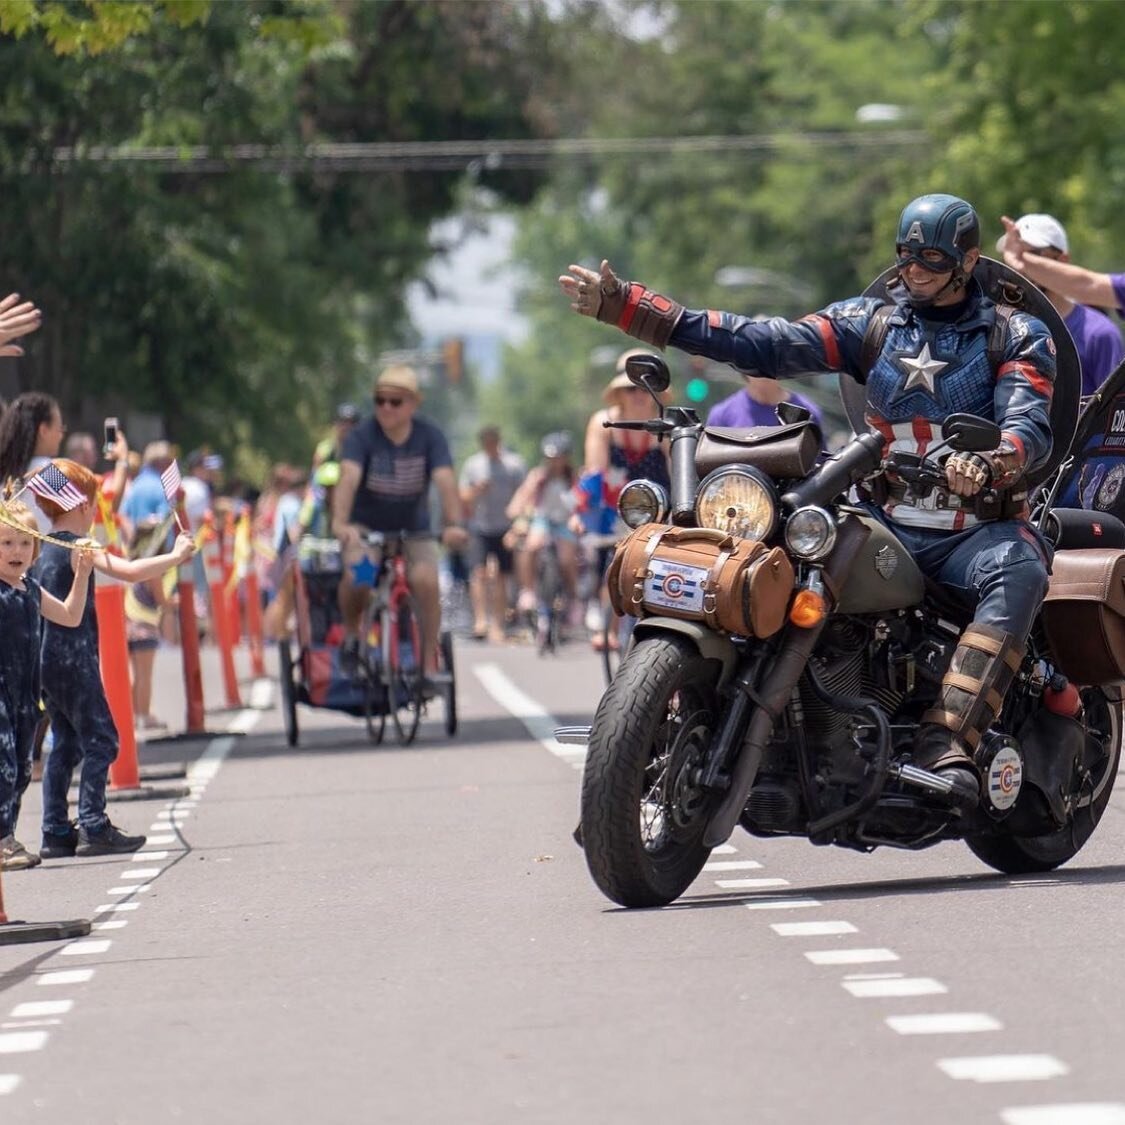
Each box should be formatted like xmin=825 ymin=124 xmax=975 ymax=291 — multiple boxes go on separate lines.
xmin=967 ymin=687 xmax=1122 ymax=873
xmin=278 ymin=640 xmax=299 ymax=747
xmin=581 ymin=635 xmax=720 ymax=907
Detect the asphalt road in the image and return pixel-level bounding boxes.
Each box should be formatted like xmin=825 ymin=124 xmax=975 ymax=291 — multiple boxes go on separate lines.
xmin=2 ymin=637 xmax=1125 ymax=1125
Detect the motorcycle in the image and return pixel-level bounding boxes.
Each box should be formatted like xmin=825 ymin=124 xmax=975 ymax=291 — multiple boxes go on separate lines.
xmin=558 ymin=350 xmax=1125 ymax=909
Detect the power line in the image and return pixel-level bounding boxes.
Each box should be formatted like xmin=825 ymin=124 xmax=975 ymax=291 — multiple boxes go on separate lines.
xmin=45 ymin=130 xmax=927 ymax=174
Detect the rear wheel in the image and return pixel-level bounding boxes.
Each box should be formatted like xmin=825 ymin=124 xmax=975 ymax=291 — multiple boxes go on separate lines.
xmin=386 ymin=595 xmax=424 ymax=745
xmin=277 ymin=640 xmax=299 ymax=747
xmin=581 ymin=635 xmax=720 ymax=907
xmin=967 ymin=687 xmax=1122 ymax=873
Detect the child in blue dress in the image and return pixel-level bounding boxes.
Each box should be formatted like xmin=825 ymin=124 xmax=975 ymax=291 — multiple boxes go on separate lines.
xmin=0 ymin=500 xmax=93 ymax=870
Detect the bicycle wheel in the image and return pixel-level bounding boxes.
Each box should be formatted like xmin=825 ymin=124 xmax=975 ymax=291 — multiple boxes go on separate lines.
xmin=360 ymin=612 xmax=386 ymax=744
xmin=385 ymin=595 xmax=424 ymax=744
xmin=439 ymin=629 xmax=458 ymax=737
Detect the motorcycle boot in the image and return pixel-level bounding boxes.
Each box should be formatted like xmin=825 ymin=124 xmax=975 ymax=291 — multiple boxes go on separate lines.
xmin=913 ymin=624 xmax=1024 ymax=807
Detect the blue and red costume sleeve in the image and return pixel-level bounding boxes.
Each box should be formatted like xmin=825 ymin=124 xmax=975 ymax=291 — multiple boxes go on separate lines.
xmin=669 ymin=299 xmax=883 ymax=381
xmin=992 ymin=310 xmax=1055 ymax=477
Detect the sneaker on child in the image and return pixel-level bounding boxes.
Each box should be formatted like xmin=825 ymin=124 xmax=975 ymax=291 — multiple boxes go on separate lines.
xmin=1 ymin=835 xmax=42 ymax=869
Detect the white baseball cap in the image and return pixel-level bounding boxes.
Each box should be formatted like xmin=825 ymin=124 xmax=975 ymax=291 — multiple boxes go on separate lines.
xmin=997 ymin=213 xmax=1069 ymax=254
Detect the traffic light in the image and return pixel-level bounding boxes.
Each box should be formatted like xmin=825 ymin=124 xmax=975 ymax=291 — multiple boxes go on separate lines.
xmin=685 ymin=377 xmax=710 ymax=403
xmin=441 ymin=338 xmax=464 ymax=384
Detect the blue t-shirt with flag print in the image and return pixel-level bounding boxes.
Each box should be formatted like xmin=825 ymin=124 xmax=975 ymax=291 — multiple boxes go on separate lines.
xmin=342 ymin=415 xmax=453 ymax=533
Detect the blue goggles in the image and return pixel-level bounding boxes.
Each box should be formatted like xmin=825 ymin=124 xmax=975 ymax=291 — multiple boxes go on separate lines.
xmin=895 ymin=246 xmax=960 ymax=274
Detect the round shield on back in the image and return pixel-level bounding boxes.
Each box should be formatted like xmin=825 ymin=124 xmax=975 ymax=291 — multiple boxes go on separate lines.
xmin=839 ymin=256 xmax=1080 ymax=489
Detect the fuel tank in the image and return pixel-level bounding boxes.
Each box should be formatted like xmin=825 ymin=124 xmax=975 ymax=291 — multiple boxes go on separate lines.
xmin=834 ymin=512 xmax=924 ymax=614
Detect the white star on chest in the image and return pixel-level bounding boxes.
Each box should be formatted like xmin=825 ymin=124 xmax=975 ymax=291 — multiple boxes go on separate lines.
xmin=898 ymin=343 xmax=948 ymax=396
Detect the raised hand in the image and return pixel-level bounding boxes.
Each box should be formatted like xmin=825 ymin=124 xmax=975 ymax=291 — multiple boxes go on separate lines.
xmin=0 ymin=293 xmax=42 ymax=357
xmin=559 ymin=260 xmax=623 ymax=319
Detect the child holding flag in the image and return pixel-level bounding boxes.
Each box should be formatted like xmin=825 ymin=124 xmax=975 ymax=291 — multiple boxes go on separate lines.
xmin=33 ymin=458 xmax=196 ymax=858
xmin=0 ymin=498 xmax=94 ymax=871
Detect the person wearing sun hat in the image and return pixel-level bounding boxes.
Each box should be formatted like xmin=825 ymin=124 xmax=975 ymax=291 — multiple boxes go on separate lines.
xmin=999 ymin=212 xmax=1123 ymax=395
xmin=331 ymin=365 xmax=468 ymax=682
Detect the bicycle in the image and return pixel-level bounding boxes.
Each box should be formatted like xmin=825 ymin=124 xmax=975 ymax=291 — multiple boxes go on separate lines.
xmin=353 ymin=530 xmax=457 ymax=745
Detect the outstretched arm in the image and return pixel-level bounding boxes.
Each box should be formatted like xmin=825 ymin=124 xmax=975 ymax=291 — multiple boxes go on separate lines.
xmin=1000 ymin=215 xmax=1120 ymax=309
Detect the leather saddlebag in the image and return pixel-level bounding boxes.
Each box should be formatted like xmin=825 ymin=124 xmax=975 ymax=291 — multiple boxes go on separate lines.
xmin=606 ymin=523 xmax=795 ymax=638
xmin=694 ymin=421 xmax=821 ymax=479
xmin=1041 ymin=548 xmax=1125 ymax=684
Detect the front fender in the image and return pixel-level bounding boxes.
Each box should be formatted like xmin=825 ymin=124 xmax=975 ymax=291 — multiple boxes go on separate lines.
xmin=631 ymin=616 xmax=739 ymax=687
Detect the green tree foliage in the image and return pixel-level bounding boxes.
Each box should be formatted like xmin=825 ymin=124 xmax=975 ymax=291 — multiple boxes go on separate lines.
xmin=0 ymin=0 xmax=558 ymax=477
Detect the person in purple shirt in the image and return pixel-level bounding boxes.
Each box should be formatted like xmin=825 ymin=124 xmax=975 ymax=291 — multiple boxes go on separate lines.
xmin=706 ymin=375 xmax=825 ymax=430
xmin=999 ymin=213 xmax=1125 ymax=395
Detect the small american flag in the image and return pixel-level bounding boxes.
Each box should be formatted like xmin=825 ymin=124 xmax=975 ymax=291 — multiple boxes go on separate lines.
xmin=27 ymin=463 xmax=86 ymax=512
xmin=160 ymin=458 xmax=183 ymax=503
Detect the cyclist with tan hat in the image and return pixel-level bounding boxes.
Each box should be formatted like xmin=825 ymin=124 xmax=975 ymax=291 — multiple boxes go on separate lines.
xmin=331 ymin=365 xmax=468 ymax=681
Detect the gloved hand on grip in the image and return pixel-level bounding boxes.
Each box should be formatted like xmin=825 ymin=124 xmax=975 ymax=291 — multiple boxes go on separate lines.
xmin=945 ymin=438 xmax=1024 ymax=498
xmin=559 ymin=259 xmax=684 ymax=348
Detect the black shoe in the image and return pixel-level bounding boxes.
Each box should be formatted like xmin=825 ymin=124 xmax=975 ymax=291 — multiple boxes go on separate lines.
xmin=76 ymin=822 xmax=147 ymax=857
xmin=338 ymin=635 xmax=360 ymax=676
xmin=40 ymin=823 xmax=79 ymax=859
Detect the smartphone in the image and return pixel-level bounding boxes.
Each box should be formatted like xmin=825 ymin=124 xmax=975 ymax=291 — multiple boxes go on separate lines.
xmin=103 ymin=416 xmax=119 ymax=457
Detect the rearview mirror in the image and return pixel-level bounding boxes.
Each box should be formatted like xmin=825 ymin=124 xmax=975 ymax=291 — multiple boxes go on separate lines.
xmin=624 ymin=353 xmax=671 ymax=396
xmin=942 ymin=413 xmax=1000 ymax=453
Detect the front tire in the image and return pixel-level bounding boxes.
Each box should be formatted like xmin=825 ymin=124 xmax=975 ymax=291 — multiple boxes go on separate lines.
xmin=967 ymin=687 xmax=1122 ymax=874
xmin=581 ymin=635 xmax=720 ymax=907
xmin=278 ymin=640 xmax=299 ymax=747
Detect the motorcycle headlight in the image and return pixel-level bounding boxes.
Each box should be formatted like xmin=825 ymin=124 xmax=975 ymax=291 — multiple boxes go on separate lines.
xmin=695 ymin=466 xmax=777 ymax=541
xmin=784 ymin=506 xmax=838 ymax=561
xmin=617 ymin=479 xmax=669 ymax=529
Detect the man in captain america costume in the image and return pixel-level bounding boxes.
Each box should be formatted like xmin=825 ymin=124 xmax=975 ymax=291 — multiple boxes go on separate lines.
xmin=559 ymin=193 xmax=1061 ymax=808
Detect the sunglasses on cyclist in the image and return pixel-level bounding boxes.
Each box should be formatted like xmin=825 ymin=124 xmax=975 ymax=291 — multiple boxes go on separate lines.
xmin=374 ymin=395 xmax=406 ymax=408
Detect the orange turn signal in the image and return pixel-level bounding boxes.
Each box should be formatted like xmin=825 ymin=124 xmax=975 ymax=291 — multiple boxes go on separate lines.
xmin=789 ymin=589 xmax=828 ymax=628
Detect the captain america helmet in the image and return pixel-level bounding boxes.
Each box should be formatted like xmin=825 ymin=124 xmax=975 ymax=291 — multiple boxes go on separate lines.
xmin=895 ymin=193 xmax=980 ymax=274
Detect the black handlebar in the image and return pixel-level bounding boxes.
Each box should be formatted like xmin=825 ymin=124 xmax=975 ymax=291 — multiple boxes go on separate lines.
xmin=781 ymin=431 xmax=885 ymax=510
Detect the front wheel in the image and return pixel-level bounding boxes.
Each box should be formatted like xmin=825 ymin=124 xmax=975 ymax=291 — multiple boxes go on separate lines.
xmin=278 ymin=640 xmax=299 ymax=747
xmin=386 ymin=595 xmax=424 ymax=745
xmin=966 ymin=687 xmax=1122 ymax=874
xmin=581 ymin=634 xmax=721 ymax=907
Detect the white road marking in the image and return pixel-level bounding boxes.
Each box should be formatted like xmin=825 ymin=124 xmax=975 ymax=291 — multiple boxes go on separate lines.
xmin=703 ymin=859 xmax=763 ymax=872
xmin=143 ymin=836 xmax=177 ymax=847
xmin=59 ymin=940 xmax=111 ymax=956
xmin=0 ymin=1033 xmax=47 ymax=1054
xmin=1 ymin=1020 xmax=61 ymax=1029
xmin=805 ymin=948 xmax=899 ymax=965
xmin=473 ymin=664 xmax=580 ymax=762
xmin=93 ymin=903 xmax=139 ymax=913
xmin=92 ymin=921 xmax=128 ymax=931
xmin=10 ymin=1002 xmax=70 ymax=1018
xmin=715 ymin=877 xmax=790 ymax=889
xmin=887 ymin=1013 xmax=1002 ymax=1035
xmin=1001 ymin=1106 xmax=1125 ymax=1124
xmin=772 ymin=921 xmax=858 ymax=936
xmin=711 ymin=844 xmax=737 ymax=855
xmin=743 ymin=897 xmax=821 ymax=910
xmin=134 ymin=851 xmax=168 ymax=861
xmin=938 ymin=1055 xmax=1068 ymax=1082
xmin=36 ymin=971 xmax=92 ymax=986
xmin=106 ymin=885 xmax=151 ymax=896
xmin=0 ymin=1075 xmax=21 ymax=1094
xmin=844 ymin=977 xmax=947 ymax=998
xmin=119 ymin=868 xmax=162 ymax=880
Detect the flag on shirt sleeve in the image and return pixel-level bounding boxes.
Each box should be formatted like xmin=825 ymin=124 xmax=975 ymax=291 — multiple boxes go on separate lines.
xmin=27 ymin=463 xmax=86 ymax=512
xmin=160 ymin=458 xmax=183 ymax=504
